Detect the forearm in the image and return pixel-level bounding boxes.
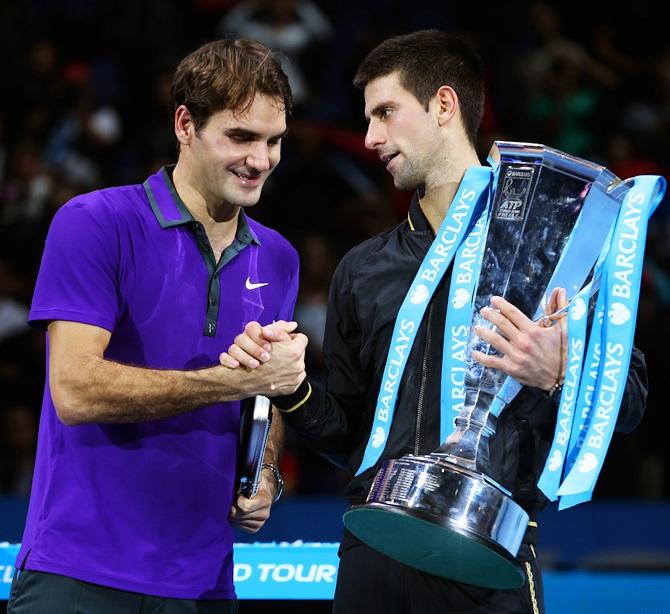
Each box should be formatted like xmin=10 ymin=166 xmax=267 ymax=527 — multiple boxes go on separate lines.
xmin=273 ymin=380 xmax=356 ymax=467
xmin=264 ymin=408 xmax=285 ymax=466
xmin=51 ymin=355 xmax=251 ymax=425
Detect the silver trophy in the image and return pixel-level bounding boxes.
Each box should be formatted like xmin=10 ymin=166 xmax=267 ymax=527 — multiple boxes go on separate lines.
xmin=343 ymin=142 xmax=625 ymax=589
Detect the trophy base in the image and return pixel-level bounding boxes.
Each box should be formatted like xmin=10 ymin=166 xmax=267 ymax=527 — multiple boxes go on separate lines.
xmin=343 ymin=455 xmax=529 ymax=589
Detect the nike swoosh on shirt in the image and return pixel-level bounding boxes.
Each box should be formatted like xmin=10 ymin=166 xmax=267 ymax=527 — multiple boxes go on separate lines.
xmin=245 ymin=277 xmax=269 ymax=290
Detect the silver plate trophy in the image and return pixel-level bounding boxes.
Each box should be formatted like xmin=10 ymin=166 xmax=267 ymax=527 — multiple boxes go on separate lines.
xmin=238 ymin=395 xmax=272 ymax=498
xmin=343 ymin=142 xmax=626 ymax=589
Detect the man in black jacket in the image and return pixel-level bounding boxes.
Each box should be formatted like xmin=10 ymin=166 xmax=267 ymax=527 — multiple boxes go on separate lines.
xmin=221 ymin=30 xmax=647 ymax=614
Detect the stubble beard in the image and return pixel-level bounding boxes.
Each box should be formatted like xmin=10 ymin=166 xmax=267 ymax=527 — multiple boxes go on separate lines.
xmin=392 ymin=155 xmax=424 ymax=192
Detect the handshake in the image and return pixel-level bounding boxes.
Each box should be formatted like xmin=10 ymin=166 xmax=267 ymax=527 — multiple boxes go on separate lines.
xmin=220 ymin=320 xmax=308 ymax=398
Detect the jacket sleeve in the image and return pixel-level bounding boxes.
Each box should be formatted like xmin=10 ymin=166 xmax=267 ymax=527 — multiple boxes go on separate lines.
xmin=614 ymin=346 xmax=648 ymax=433
xmin=273 ymin=255 xmax=368 ymax=468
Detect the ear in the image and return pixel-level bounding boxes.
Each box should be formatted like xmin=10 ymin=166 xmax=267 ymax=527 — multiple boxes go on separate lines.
xmin=435 ymin=86 xmax=458 ymax=127
xmin=174 ymin=105 xmax=195 ymax=146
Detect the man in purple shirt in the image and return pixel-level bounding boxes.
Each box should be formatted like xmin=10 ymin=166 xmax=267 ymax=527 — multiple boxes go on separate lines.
xmin=8 ymin=39 xmax=306 ymax=613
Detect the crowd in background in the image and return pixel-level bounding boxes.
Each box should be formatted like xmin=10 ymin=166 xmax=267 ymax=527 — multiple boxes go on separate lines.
xmin=1 ymin=0 xmax=670 ymax=502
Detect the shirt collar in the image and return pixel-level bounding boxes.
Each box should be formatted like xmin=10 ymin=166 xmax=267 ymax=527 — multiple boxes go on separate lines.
xmin=407 ymin=191 xmax=432 ymax=234
xmin=143 ymin=165 xmax=260 ymax=245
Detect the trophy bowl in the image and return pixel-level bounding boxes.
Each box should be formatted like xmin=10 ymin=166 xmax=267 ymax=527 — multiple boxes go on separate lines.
xmin=344 ymin=455 xmax=529 ymax=588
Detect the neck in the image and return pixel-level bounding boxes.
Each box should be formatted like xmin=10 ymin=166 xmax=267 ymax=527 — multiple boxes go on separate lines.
xmin=419 ymin=146 xmax=480 ymax=234
xmin=172 ymin=161 xmax=239 ymax=231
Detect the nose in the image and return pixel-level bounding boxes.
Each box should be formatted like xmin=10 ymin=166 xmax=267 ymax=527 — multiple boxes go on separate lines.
xmin=247 ymin=142 xmax=271 ymax=172
xmin=364 ymin=119 xmax=385 ymax=151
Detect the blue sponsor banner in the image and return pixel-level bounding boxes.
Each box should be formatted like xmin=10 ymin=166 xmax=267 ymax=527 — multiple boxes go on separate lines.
xmin=232 ymin=542 xmax=339 ymax=599
xmin=1 ymin=542 xmax=670 ymax=610
xmin=0 ymin=542 xmax=339 ymax=601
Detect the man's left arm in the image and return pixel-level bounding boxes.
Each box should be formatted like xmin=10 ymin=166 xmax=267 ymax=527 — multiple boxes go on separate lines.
xmin=229 ymin=408 xmax=285 ymax=533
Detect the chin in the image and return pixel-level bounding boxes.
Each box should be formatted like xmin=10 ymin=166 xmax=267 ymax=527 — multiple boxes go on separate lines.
xmin=394 ymin=178 xmax=419 ymax=192
xmin=228 ymin=188 xmax=263 ymax=208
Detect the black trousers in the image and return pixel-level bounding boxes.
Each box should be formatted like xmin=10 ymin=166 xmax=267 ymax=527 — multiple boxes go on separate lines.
xmin=7 ymin=570 xmax=239 ymax=614
xmin=333 ymin=541 xmax=544 ymax=614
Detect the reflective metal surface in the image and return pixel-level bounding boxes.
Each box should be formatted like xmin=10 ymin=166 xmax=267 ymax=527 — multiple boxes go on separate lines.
xmin=344 ymin=455 xmax=529 ymax=588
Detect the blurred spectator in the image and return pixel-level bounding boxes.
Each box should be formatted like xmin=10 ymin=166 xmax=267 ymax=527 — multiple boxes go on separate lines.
xmin=42 ymin=61 xmax=122 ymax=190
xmin=0 ymin=255 xmax=30 ymax=344
xmin=523 ymin=3 xmax=618 ymax=157
xmin=219 ymin=0 xmax=333 ymax=106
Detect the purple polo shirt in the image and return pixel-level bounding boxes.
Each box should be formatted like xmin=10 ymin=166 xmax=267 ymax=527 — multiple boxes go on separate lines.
xmin=18 ymin=166 xmax=299 ymax=599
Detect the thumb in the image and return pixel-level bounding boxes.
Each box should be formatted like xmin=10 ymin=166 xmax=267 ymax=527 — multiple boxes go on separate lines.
xmin=262 ymin=321 xmax=296 ymax=342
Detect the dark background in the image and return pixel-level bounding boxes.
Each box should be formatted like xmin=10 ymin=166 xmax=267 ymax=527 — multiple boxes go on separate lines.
xmin=1 ymin=0 xmax=669 ymax=517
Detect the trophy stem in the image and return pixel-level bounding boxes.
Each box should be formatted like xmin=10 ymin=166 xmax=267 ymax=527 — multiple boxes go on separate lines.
xmin=434 ymin=389 xmax=501 ymax=476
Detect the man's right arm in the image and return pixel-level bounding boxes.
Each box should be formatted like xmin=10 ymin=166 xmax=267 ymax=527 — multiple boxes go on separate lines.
xmin=49 ymin=320 xmax=307 ymax=425
xmin=221 ymin=261 xmax=368 ymax=468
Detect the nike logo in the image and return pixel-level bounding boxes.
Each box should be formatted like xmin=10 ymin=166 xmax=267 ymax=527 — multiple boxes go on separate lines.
xmin=245 ymin=277 xmax=269 ymax=290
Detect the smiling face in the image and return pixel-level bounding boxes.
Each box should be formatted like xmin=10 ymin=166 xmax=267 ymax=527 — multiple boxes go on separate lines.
xmin=180 ymin=93 xmax=287 ymax=210
xmin=363 ymin=72 xmax=444 ymax=192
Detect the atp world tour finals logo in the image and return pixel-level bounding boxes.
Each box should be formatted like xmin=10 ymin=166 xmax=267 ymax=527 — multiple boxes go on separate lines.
xmin=496 ymin=167 xmax=534 ymax=222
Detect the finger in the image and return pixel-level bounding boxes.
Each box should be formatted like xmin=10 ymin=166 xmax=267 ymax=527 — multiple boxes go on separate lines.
xmin=219 ymin=352 xmax=240 ymax=368
xmin=233 ymin=334 xmax=272 ymax=365
xmin=291 ymin=332 xmax=309 ymax=349
xmin=479 ymin=307 xmax=517 ymax=341
xmin=236 ymin=521 xmax=263 ymax=534
xmin=545 ymin=288 xmax=560 ymax=315
xmin=273 ymin=320 xmax=299 ymax=333
xmin=228 ymin=508 xmax=264 ymax=532
xmin=244 ymin=321 xmax=272 ymax=352
xmin=472 ymin=349 xmax=506 ymax=370
xmin=228 ymin=344 xmax=261 ymax=369
xmin=260 ymin=322 xmax=296 ymax=342
xmin=490 ymin=296 xmax=534 ymax=333
xmin=235 ymin=491 xmax=272 ymax=514
xmin=474 ymin=325 xmax=513 ymax=356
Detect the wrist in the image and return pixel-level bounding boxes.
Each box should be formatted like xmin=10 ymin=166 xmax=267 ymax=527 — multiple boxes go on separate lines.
xmin=545 ymin=378 xmax=564 ymax=403
xmin=271 ymin=380 xmax=312 ymax=413
xmin=262 ymin=462 xmax=284 ymax=503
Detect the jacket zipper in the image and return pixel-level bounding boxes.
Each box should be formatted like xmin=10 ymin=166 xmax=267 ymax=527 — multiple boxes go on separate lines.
xmin=414 ymin=303 xmax=434 ymax=455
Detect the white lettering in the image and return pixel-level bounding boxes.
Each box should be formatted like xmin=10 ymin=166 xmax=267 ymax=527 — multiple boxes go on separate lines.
xmin=234 ymin=564 xmax=253 ymax=582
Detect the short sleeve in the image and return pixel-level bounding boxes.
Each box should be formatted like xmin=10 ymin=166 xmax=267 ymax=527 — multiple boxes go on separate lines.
xmin=276 ymin=247 xmax=300 ymax=322
xmin=29 ymin=199 xmax=120 ymax=332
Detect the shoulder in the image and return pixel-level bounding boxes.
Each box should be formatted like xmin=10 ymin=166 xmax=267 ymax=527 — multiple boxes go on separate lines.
xmin=55 ymin=183 xmax=146 ymax=226
xmin=246 ymin=217 xmax=299 ymax=265
xmin=335 ymin=220 xmax=409 ymax=284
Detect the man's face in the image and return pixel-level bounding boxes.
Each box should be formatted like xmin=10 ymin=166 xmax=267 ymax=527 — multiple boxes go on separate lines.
xmin=363 ymin=72 xmax=443 ymax=191
xmin=187 ymin=94 xmax=287 ymax=209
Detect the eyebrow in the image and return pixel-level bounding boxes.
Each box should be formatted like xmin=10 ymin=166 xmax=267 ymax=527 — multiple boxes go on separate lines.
xmin=365 ymin=101 xmax=395 ymax=122
xmin=225 ymin=127 xmax=289 ymax=141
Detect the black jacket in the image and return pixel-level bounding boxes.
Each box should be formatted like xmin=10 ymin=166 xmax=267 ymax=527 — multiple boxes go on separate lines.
xmin=281 ymin=196 xmax=648 ymax=518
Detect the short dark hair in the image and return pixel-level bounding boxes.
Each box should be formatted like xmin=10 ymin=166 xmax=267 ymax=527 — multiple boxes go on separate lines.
xmin=171 ymin=38 xmax=292 ymax=131
xmin=353 ymin=30 xmax=484 ymax=145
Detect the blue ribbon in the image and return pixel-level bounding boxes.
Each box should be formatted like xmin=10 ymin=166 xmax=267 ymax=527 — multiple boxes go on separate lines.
xmin=356 ymin=166 xmax=492 ymax=475
xmin=557 ymin=176 xmax=666 ymax=508
xmin=536 ymin=285 xmax=589 ymax=500
xmin=440 ymin=200 xmax=491 ymax=442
